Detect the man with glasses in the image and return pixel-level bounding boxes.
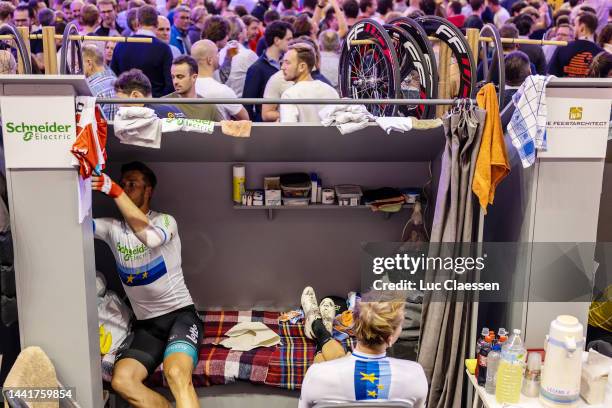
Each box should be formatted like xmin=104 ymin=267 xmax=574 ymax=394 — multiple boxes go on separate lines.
xmin=95 ymin=0 xmax=121 ymax=37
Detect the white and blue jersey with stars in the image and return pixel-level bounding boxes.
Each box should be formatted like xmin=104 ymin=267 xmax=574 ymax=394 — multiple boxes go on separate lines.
xmin=94 ymin=210 xmax=194 ymax=320
xmin=299 ymin=351 xmax=428 ymax=408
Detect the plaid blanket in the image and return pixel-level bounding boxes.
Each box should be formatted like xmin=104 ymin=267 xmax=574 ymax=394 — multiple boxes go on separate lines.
xmin=264 ymin=321 xmax=355 ymax=390
xmin=148 ymin=310 xmax=280 ymax=387
xmin=107 ymin=310 xmax=355 ymax=391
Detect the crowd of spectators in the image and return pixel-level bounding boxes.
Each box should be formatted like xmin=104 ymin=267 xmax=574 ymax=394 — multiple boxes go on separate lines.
xmin=0 ymin=0 xmax=608 ymax=121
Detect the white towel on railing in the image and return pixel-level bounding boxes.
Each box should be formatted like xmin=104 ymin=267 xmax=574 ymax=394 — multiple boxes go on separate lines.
xmin=319 ymin=104 xmax=374 ymax=134
xmin=375 ymin=117 xmax=413 ymax=134
xmin=113 ymin=107 xmax=162 ymax=149
xmin=161 ymin=118 xmax=215 ymax=134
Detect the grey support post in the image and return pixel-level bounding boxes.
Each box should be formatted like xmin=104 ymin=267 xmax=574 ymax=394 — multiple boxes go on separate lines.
xmin=1 ymin=75 xmax=102 ymax=408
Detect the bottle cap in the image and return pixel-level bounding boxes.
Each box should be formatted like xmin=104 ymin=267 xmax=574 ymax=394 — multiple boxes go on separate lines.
xmin=481 ymin=327 xmax=489 ymax=336
xmin=513 ymin=329 xmax=521 ymax=335
xmin=492 ymin=344 xmax=501 ymax=351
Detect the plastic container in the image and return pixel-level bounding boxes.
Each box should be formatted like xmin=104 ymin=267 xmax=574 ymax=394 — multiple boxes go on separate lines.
xmin=522 ymin=352 xmax=542 ymax=397
xmin=498 ymin=328 xmax=509 ymax=344
xmin=540 ymin=315 xmax=584 ymax=408
xmin=335 ymin=184 xmax=363 ymax=206
xmin=485 ymin=344 xmax=502 ymax=394
xmin=475 ymin=327 xmax=489 ymax=377
xmin=232 ymin=164 xmax=245 ymax=203
xmin=476 ymin=327 xmax=489 ymax=357
xmin=280 ymin=173 xmax=312 ymax=198
xmin=477 ymin=335 xmax=494 ymax=386
xmin=310 ymin=173 xmax=318 ymax=204
xmin=282 ymin=197 xmax=310 ymax=206
xmin=496 ymin=329 xmax=526 ymax=404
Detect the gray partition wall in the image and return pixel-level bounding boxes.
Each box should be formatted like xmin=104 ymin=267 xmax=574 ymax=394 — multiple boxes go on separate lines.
xmin=96 ymin=124 xmax=445 ymax=310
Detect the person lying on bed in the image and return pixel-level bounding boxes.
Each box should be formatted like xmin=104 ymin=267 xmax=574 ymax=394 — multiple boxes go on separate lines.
xmin=299 ymin=290 xmax=428 ymax=408
xmin=92 ymin=161 xmax=202 ymax=408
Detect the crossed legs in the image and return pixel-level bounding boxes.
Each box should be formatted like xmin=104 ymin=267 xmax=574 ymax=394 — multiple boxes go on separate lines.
xmin=301 ymin=287 xmax=350 ymax=364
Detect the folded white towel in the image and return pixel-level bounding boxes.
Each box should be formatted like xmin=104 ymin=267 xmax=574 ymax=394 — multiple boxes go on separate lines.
xmin=375 ymin=117 xmax=414 ymax=134
xmin=113 ymin=107 xmax=162 ymax=149
xmin=319 ymin=104 xmax=374 ymax=134
xmin=216 ymin=321 xmax=280 ymax=351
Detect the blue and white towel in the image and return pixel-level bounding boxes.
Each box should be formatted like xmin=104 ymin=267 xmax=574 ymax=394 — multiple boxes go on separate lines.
xmin=507 ymin=75 xmax=555 ymax=168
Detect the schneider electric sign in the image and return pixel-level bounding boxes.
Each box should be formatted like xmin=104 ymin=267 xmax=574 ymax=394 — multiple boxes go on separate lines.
xmin=1 ymin=96 xmax=77 ymax=168
xmin=5 ymin=121 xmax=73 ymax=142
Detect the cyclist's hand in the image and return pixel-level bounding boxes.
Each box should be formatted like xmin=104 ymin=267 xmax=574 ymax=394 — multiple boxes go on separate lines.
xmin=92 ymin=174 xmax=123 ymax=198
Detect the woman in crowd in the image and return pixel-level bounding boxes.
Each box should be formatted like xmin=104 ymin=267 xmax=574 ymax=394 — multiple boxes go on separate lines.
xmin=104 ymin=40 xmax=115 ymax=67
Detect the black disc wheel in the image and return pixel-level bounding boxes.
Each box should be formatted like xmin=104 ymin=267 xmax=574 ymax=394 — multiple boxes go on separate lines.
xmin=388 ymin=16 xmax=438 ymax=118
xmin=339 ymin=19 xmax=402 ymax=117
xmin=416 ymin=15 xmax=476 ymax=99
xmin=384 ymin=24 xmax=434 ymax=119
xmin=60 ymin=22 xmax=83 ymax=75
xmin=0 ymin=24 xmax=32 ymax=74
xmin=478 ymin=24 xmax=505 ymax=107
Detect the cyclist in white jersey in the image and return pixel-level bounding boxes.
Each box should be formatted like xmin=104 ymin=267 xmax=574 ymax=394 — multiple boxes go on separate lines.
xmin=299 ymin=292 xmax=428 ymax=408
xmin=93 ymin=161 xmax=202 ymax=408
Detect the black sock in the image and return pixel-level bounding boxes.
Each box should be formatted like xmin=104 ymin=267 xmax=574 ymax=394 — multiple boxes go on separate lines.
xmin=312 ymin=318 xmax=332 ymax=349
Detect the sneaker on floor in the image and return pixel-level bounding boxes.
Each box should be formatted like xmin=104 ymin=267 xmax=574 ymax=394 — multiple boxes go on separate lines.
xmin=319 ymin=297 xmax=336 ymax=334
xmin=301 ymin=286 xmax=321 ymax=340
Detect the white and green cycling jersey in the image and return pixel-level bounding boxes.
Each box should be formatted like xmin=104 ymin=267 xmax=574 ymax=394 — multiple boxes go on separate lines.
xmin=94 ymin=210 xmax=193 ymax=320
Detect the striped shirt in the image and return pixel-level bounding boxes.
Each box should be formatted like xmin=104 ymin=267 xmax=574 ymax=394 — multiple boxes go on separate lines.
xmin=87 ymin=69 xmax=118 ymax=121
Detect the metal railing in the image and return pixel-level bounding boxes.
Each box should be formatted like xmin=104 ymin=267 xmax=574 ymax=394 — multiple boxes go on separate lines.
xmin=96 ymin=97 xmax=470 ymax=105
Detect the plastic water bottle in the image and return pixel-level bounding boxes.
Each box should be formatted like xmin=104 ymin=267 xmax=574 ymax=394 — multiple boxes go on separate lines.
xmin=485 ymin=344 xmax=502 ymax=394
xmin=498 ymin=328 xmax=508 ymax=344
xmin=477 ymin=335 xmax=494 ymax=386
xmin=496 ymin=329 xmax=526 ymax=404
xmin=475 ymin=327 xmax=489 ymax=377
xmin=476 ymin=327 xmax=489 ymax=357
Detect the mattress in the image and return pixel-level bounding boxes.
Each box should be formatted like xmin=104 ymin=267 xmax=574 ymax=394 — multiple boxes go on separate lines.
xmin=101 ymin=310 xmax=355 ymax=390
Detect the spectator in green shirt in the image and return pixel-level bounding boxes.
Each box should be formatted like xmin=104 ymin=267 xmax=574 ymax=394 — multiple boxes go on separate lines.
xmin=164 ymin=55 xmax=220 ymax=121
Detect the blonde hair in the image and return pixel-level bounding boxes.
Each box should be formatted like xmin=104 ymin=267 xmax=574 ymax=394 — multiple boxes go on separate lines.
xmin=353 ymin=292 xmax=405 ymax=347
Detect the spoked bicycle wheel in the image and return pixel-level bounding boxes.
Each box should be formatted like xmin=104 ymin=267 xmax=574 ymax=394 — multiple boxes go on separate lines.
xmin=0 ymin=24 xmax=32 ymax=74
xmin=478 ymin=24 xmax=505 ymax=107
xmin=384 ymin=24 xmax=434 ymax=119
xmin=339 ymin=19 xmax=402 ymax=117
xmin=388 ymin=16 xmax=438 ymax=118
xmin=416 ymin=15 xmax=476 ymax=99
xmin=60 ymin=22 xmax=83 ymax=75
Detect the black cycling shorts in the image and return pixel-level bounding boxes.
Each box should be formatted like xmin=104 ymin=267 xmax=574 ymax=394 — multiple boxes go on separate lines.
xmin=115 ymin=305 xmax=203 ymax=375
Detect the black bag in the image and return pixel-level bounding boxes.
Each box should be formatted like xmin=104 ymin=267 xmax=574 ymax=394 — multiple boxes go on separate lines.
xmin=1 ymin=264 xmax=15 ymax=297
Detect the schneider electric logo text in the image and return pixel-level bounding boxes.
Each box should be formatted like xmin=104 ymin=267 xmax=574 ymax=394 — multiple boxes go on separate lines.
xmin=5 ymin=122 xmax=72 ymax=142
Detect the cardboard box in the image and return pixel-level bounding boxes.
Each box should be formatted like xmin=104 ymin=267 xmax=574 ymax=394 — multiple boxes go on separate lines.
xmin=264 ymin=177 xmax=281 ymax=206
